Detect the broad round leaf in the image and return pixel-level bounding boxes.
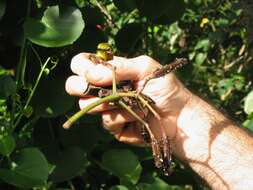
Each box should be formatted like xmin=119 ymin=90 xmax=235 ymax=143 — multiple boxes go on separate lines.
xmin=0 ymin=135 xmax=15 ymax=156
xmin=136 ymin=0 xmax=185 ymax=24
xmin=244 ymin=90 xmax=253 ymax=115
xmin=102 ymin=149 xmax=142 ymax=184
xmin=113 ymin=0 xmax=136 ymax=12
xmin=115 ymin=23 xmax=144 ymax=54
xmin=0 ymin=75 xmax=17 ymax=99
xmin=50 ymin=147 xmax=89 ymax=182
xmin=31 ymin=75 xmax=75 ymax=118
xmin=0 ymin=148 xmax=49 ymax=188
xmin=24 ymin=5 xmax=85 ymax=47
xmin=0 ymin=0 xmax=6 ymax=20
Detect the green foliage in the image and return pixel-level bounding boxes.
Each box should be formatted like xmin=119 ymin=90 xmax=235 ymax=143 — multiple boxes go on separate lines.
xmin=0 ymin=148 xmax=50 ymax=188
xmin=24 ymin=5 xmax=85 ymax=47
xmin=102 ymin=149 xmax=142 ymax=185
xmin=0 ymin=135 xmax=15 ymax=156
xmin=244 ymin=90 xmax=253 ymax=115
xmin=0 ymin=0 xmax=251 ymax=189
xmin=0 ymin=0 xmax=5 ymax=20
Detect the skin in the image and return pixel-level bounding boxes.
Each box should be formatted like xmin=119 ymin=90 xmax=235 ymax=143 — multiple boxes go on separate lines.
xmin=65 ymin=54 xmax=253 ymax=190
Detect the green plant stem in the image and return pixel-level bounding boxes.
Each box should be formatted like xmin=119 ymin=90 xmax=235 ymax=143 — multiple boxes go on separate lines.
xmin=137 ymin=95 xmax=161 ymax=120
xmin=63 ymin=92 xmax=137 ymax=129
xmin=118 ymin=100 xmax=154 ymax=139
xmin=16 ymin=0 xmax=32 ymax=87
xmin=20 ymin=115 xmax=40 ymax=135
xmin=13 ymin=57 xmax=51 ymax=131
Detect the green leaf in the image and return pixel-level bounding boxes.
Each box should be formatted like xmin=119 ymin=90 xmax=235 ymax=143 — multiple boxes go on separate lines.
xmin=113 ymin=0 xmax=136 ymax=12
xmin=0 ymin=135 xmax=15 ymax=156
xmin=244 ymin=90 xmax=253 ymax=115
xmin=31 ymin=75 xmax=75 ymax=118
xmin=243 ymin=117 xmax=253 ymax=132
xmin=194 ymin=39 xmax=210 ymax=52
xmin=137 ymin=176 xmax=174 ymax=190
xmin=115 ymin=23 xmax=144 ymax=54
xmin=50 ymin=147 xmax=89 ymax=183
xmin=0 ymin=148 xmax=49 ymax=188
xmin=102 ymin=149 xmax=142 ymax=184
xmin=0 ymin=75 xmax=17 ymax=99
xmin=58 ymin=115 xmax=103 ymax=152
xmin=110 ymin=185 xmax=129 ymax=190
xmin=195 ymin=52 xmax=207 ymax=65
xmin=23 ymin=105 xmax=33 ymax=118
xmin=75 ymin=0 xmax=88 ymax=8
xmin=24 ymin=5 xmax=85 ymax=47
xmin=136 ymin=0 xmax=185 ymax=24
xmin=0 ymin=0 xmax=6 ymax=20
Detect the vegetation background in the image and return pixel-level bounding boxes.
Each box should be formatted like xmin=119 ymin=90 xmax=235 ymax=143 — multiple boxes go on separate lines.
xmin=0 ymin=0 xmax=252 ymax=189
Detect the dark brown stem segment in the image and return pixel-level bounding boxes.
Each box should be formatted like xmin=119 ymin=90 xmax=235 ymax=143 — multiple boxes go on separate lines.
xmin=138 ymin=58 xmax=188 ymax=93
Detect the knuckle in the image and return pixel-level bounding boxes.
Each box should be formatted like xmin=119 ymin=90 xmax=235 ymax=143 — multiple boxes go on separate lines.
xmin=138 ymin=55 xmax=153 ymax=64
xmin=102 ymin=112 xmax=112 ymax=127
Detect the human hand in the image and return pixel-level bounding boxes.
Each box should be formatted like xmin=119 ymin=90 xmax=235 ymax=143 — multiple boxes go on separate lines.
xmin=65 ymin=54 xmax=191 ymax=145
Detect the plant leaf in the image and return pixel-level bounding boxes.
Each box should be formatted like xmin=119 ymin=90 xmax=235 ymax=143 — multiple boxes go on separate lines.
xmin=50 ymin=147 xmax=89 ymax=183
xmin=102 ymin=149 xmax=142 ymax=184
xmin=24 ymin=5 xmax=85 ymax=47
xmin=31 ymin=75 xmax=75 ymax=118
xmin=0 ymin=135 xmax=15 ymax=156
xmin=0 ymin=148 xmax=49 ymax=188
xmin=244 ymin=90 xmax=253 ymax=115
xmin=0 ymin=75 xmax=17 ymax=99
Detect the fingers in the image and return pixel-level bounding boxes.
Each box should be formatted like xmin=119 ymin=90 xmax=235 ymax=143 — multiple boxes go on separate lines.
xmin=101 ymin=110 xmax=146 ymax=145
xmin=102 ymin=109 xmax=145 ymax=127
xmin=86 ymin=55 xmax=161 ymax=86
xmin=70 ymin=53 xmax=161 ymax=86
xmin=65 ymin=75 xmax=88 ymax=97
xmin=70 ymin=53 xmax=94 ymax=76
xmin=114 ymin=123 xmax=145 ymax=145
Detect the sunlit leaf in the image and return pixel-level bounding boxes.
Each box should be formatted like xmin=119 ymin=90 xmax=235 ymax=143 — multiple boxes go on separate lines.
xmin=244 ymin=90 xmax=253 ymax=115
xmin=195 ymin=52 xmax=207 ymax=65
xmin=243 ymin=117 xmax=253 ymax=132
xmin=24 ymin=5 xmax=85 ymax=47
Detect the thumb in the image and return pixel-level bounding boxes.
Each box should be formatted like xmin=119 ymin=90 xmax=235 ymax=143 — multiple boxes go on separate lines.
xmin=85 ymin=55 xmax=161 ymax=86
